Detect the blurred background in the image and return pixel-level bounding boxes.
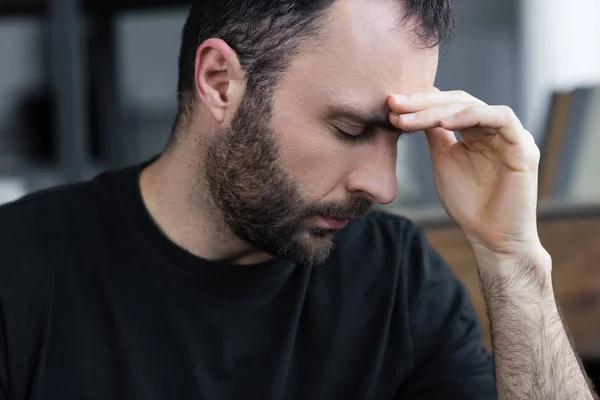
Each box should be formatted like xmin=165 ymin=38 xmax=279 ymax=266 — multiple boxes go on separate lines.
xmin=0 ymin=0 xmax=599 ymax=207
xmin=0 ymin=0 xmax=600 ymax=387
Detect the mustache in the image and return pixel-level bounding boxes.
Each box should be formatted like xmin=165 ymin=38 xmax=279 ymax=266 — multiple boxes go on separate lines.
xmin=302 ymin=195 xmax=373 ymax=220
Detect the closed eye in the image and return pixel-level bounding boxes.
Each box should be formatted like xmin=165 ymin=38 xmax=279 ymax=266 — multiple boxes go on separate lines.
xmin=334 ymin=125 xmax=375 ymax=141
xmin=336 ymin=127 xmax=364 ymax=140
xmin=335 ymin=125 xmax=411 ymax=142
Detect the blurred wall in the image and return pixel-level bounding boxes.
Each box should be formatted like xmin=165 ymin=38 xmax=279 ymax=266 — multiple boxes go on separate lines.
xmin=521 ymin=0 xmax=600 ymax=138
xmin=0 ymin=18 xmax=43 ymax=160
xmin=115 ymin=9 xmax=187 ymax=163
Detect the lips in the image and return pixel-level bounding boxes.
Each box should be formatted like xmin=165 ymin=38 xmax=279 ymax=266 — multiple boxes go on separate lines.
xmin=319 ymin=217 xmax=351 ymax=230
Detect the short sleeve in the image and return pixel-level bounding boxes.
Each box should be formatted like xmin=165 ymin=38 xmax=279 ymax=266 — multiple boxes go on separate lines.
xmin=395 ymin=226 xmax=497 ymax=399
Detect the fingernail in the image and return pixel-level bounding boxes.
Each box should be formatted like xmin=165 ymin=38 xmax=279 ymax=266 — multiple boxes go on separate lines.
xmin=400 ymin=113 xmax=416 ymax=121
xmin=393 ymin=94 xmax=409 ymax=104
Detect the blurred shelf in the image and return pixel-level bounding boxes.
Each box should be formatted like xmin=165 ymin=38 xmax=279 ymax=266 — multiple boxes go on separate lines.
xmin=0 ymin=0 xmax=189 ymax=16
xmin=384 ymin=199 xmax=600 ymax=228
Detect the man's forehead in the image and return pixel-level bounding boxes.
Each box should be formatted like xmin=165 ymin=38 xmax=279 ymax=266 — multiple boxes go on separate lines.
xmin=273 ymin=0 xmax=438 ymax=123
xmin=305 ymin=0 xmax=439 ymax=91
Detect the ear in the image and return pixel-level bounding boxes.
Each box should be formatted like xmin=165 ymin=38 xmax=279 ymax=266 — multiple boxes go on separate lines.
xmin=194 ymin=38 xmax=244 ymax=123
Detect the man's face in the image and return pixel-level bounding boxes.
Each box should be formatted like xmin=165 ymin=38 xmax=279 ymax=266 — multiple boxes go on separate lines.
xmin=205 ymin=0 xmax=439 ymax=266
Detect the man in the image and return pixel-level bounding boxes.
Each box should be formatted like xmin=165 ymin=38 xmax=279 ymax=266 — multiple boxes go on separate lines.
xmin=0 ymin=0 xmax=596 ymax=398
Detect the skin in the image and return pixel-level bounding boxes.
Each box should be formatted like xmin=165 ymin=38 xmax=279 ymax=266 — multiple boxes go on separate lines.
xmin=141 ymin=0 xmax=597 ymax=397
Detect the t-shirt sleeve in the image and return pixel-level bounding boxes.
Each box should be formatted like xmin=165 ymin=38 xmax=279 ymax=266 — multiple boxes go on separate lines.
xmin=395 ymin=225 xmax=497 ymax=399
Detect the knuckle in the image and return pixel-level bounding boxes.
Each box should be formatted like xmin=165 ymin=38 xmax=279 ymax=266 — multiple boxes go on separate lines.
xmin=497 ymin=105 xmax=516 ymax=119
xmin=452 ymin=89 xmax=470 ymax=100
xmin=464 ymin=102 xmax=485 ymax=115
xmin=530 ymin=145 xmax=541 ymax=165
xmin=524 ymin=129 xmax=536 ymax=143
xmin=522 ymin=131 xmax=540 ymax=162
xmin=533 ymin=145 xmax=541 ymax=160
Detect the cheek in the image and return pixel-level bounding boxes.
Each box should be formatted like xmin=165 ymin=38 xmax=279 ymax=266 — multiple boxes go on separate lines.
xmin=271 ymin=113 xmax=352 ymax=196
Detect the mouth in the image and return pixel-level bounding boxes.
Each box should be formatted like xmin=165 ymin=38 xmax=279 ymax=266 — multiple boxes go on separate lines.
xmin=317 ymin=216 xmax=354 ymax=230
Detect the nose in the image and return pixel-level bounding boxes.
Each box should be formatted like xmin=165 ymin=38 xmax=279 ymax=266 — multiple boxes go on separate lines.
xmin=345 ymin=135 xmax=399 ymax=205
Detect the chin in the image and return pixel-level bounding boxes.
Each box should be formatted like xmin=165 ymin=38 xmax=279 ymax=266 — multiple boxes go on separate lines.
xmin=292 ymin=230 xmax=337 ymax=266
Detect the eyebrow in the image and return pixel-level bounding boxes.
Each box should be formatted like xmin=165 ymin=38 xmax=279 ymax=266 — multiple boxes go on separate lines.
xmin=328 ymin=104 xmax=405 ymax=134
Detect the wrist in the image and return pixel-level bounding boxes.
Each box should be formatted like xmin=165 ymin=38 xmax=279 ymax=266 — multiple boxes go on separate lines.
xmin=471 ymin=241 xmax=553 ymax=294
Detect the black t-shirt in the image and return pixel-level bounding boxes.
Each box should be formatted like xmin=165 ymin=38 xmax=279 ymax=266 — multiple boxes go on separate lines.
xmin=0 ymin=161 xmax=496 ymax=399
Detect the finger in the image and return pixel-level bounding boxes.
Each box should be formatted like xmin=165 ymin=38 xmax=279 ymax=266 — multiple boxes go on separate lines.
xmin=388 ymin=90 xmax=486 ymax=114
xmin=459 ymin=127 xmax=502 ymax=153
xmin=389 ymin=102 xmax=478 ymax=133
xmin=425 ymin=127 xmax=457 ymax=160
xmin=459 ymin=127 xmax=499 ymax=143
xmin=440 ymin=104 xmax=525 ymax=145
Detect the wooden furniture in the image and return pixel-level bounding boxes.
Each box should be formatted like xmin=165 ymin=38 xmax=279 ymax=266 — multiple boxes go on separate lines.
xmin=417 ymin=204 xmax=600 ymax=358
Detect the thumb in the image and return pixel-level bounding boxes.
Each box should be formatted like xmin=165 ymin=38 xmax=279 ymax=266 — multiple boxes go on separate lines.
xmin=424 ymin=127 xmax=457 ymax=160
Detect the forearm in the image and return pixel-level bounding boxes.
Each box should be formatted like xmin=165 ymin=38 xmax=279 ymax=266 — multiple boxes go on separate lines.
xmin=474 ymin=246 xmax=597 ymax=400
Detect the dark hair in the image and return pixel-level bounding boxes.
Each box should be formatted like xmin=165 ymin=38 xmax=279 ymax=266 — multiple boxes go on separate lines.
xmin=172 ymin=0 xmax=454 ymax=136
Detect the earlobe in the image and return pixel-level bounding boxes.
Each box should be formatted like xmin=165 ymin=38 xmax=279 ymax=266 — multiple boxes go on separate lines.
xmin=194 ymin=38 xmax=244 ymax=123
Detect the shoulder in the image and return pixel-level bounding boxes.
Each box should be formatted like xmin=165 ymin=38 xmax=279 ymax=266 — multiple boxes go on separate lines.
xmin=330 ymin=208 xmax=469 ymax=312
xmin=0 ymin=176 xmax=110 ymax=247
xmin=0 ymin=173 xmax=117 ymax=292
xmin=0 ymin=184 xmax=78 ymax=254
xmin=338 ymin=211 xmax=493 ymax=382
xmin=343 ymin=210 xmax=468 ymax=302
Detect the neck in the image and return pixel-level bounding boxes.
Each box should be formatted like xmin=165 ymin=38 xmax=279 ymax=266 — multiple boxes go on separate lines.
xmin=139 ymin=147 xmax=273 ymax=265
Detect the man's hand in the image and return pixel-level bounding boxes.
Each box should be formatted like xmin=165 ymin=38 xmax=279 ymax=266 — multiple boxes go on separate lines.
xmin=388 ymin=89 xmax=598 ymax=399
xmin=388 ymin=90 xmax=541 ymax=263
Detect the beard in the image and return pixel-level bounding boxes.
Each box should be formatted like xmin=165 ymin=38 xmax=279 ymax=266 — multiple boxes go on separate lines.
xmin=204 ymin=89 xmax=372 ymax=266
